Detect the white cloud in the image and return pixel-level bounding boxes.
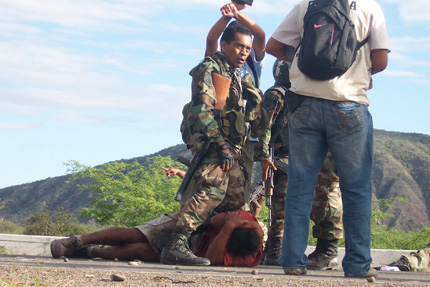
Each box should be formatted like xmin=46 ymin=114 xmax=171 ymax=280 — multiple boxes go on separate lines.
xmin=380 ymin=0 xmax=430 ymax=24
xmin=390 ymin=36 xmax=430 ymax=52
xmin=0 ymin=122 xmax=38 ymax=130
xmin=384 ymin=69 xmax=420 ymax=77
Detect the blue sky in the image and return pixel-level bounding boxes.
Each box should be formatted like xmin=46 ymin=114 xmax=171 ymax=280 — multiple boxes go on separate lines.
xmin=0 ymin=0 xmax=429 ymax=188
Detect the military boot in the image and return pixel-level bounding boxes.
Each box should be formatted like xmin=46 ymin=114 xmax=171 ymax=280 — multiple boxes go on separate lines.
xmin=307 ymin=238 xmax=340 ymax=270
xmin=263 ymin=236 xmax=282 ymax=266
xmin=50 ymin=235 xmax=83 ymax=258
xmin=160 ymin=226 xmax=210 ymax=266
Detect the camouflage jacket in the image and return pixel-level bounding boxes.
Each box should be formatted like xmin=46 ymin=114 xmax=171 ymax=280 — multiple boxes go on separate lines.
xmin=254 ymin=85 xmax=290 ymax=161
xmin=181 ymin=52 xmax=267 ymax=155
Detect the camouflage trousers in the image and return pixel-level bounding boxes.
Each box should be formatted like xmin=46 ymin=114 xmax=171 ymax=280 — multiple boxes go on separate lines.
xmin=176 ymin=153 xmax=246 ymax=231
xmin=402 ymin=244 xmax=430 ymax=272
xmin=270 ymin=152 xmax=343 ymax=240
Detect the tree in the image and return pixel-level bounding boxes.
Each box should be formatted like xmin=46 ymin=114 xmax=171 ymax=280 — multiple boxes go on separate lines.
xmin=24 ymin=208 xmax=80 ymax=236
xmin=67 ymin=156 xmax=185 ymax=227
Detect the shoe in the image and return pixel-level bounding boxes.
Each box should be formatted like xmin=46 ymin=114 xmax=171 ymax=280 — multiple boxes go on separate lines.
xmin=50 ymin=235 xmax=83 ymax=258
xmin=160 ymin=227 xmax=210 ymax=266
xmin=307 ymin=239 xmax=340 ymax=270
xmin=389 ymin=256 xmax=411 ymax=271
xmin=68 ymin=245 xmax=95 ymax=259
xmin=263 ymin=236 xmax=282 ymax=266
xmin=362 ymin=269 xmax=378 ymax=278
xmin=284 ymin=267 xmax=308 ymax=275
xmin=345 ymin=268 xmax=378 ymax=278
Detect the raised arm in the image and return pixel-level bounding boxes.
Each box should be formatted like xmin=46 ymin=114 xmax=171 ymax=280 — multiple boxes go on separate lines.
xmin=222 ymin=3 xmax=265 ymax=61
xmin=206 ymin=16 xmax=231 ymax=57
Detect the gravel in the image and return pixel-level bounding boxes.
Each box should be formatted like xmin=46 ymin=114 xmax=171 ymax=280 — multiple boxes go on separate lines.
xmin=0 ymin=265 xmax=426 ymax=287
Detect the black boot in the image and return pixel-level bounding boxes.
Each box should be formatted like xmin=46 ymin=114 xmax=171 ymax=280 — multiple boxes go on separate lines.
xmin=264 ymin=236 xmax=282 ymax=266
xmin=160 ymin=226 xmax=210 ymax=266
xmin=307 ymin=238 xmax=339 ymax=270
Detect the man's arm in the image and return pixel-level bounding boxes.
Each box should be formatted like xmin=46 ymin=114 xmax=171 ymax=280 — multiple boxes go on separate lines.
xmin=266 ymin=37 xmax=293 ymax=62
xmin=205 ymin=212 xmax=264 ymax=265
xmin=206 ymin=16 xmax=231 ymax=57
xmin=162 ymin=167 xmax=186 ymax=179
xmin=371 ymin=49 xmax=389 ymax=75
xmin=205 ymin=212 xmax=242 ymax=265
xmin=223 ymin=3 xmax=265 ymax=61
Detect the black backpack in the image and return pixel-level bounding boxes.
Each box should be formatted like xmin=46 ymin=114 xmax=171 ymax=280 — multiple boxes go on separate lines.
xmin=298 ymin=0 xmax=368 ymax=81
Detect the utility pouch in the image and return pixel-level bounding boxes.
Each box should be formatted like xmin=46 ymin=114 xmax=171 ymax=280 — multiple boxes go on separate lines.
xmin=221 ymin=109 xmax=246 ymax=146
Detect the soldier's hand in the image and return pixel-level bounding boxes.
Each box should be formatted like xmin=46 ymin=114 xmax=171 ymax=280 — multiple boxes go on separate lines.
xmin=261 ymin=160 xmax=277 ymax=181
xmin=217 ymin=143 xmax=234 ymax=172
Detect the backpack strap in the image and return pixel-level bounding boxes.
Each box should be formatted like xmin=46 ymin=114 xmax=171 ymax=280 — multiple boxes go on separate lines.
xmin=357 ymin=37 xmax=369 ymax=50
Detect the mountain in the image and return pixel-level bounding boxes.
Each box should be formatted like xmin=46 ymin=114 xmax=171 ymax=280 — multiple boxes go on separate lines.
xmin=0 ymin=130 xmax=429 ymax=232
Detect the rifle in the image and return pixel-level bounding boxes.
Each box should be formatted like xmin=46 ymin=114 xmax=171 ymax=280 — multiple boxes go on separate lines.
xmin=176 ymin=154 xmax=191 ymax=168
xmin=174 ymin=148 xmax=206 ymax=202
xmin=174 ymin=72 xmax=231 ymax=202
xmin=249 ymin=180 xmax=264 ymax=203
xmin=265 ymin=144 xmax=275 ymax=231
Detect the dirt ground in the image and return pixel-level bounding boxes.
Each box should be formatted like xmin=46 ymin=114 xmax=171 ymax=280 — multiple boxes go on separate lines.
xmin=1 ymin=265 xmax=429 ymax=287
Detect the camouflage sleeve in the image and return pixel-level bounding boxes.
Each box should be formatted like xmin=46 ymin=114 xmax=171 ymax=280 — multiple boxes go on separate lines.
xmin=253 ymin=88 xmax=286 ymax=161
xmin=187 ymin=59 xmax=224 ymax=151
xmin=241 ymin=74 xmax=269 ymax=139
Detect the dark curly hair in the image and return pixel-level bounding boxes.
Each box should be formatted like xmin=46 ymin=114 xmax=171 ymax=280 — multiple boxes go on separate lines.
xmin=221 ymin=21 xmax=252 ymax=44
xmin=226 ymin=227 xmax=260 ymax=256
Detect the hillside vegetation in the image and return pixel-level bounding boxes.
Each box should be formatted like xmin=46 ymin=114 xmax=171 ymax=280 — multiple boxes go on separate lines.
xmin=0 ymin=129 xmax=429 ymax=232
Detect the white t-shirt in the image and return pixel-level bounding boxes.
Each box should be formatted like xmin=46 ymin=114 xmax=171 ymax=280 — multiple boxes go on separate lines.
xmin=271 ymin=0 xmax=390 ymax=105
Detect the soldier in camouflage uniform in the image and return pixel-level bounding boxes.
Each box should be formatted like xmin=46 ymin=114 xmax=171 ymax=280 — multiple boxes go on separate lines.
xmin=389 ymin=243 xmax=430 ymax=272
xmin=254 ymin=59 xmax=343 ymax=269
xmin=160 ymin=21 xmax=267 ymax=266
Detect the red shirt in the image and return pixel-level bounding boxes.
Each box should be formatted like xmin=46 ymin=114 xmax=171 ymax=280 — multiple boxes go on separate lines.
xmin=196 ymin=210 xmax=263 ymax=267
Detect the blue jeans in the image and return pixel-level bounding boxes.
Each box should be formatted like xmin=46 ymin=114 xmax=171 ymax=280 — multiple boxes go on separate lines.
xmin=280 ymin=98 xmax=373 ymax=277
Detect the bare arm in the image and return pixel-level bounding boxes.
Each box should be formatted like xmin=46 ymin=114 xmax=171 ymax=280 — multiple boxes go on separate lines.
xmin=205 ymin=212 xmax=242 ymax=265
xmin=266 ymin=37 xmax=293 ymax=62
xmin=206 ymin=16 xmax=231 ymax=57
xmin=371 ymin=49 xmax=389 ymax=75
xmin=161 ymin=167 xmax=186 ymax=179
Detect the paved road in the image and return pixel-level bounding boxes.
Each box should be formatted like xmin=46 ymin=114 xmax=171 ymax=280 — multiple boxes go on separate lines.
xmin=1 ymin=254 xmax=430 ymax=286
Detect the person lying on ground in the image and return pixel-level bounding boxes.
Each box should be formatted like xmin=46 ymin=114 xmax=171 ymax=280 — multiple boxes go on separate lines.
xmin=50 ymin=210 xmax=263 ymax=267
xmin=385 ymin=243 xmax=430 ymax=272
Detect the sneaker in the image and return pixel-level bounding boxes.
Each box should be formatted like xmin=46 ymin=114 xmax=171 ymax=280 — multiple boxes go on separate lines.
xmin=283 ymin=267 xmax=308 ymax=275
xmin=389 ymin=256 xmax=411 ymax=271
xmin=345 ymin=268 xmax=378 ymax=278
xmin=50 ymin=235 xmax=83 ymax=258
xmin=362 ymin=269 xmax=378 ymax=279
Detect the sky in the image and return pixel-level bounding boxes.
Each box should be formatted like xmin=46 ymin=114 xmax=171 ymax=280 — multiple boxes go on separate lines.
xmin=0 ymin=0 xmax=429 ymax=188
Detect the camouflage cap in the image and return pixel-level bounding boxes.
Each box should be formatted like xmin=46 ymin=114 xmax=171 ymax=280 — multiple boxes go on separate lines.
xmin=233 ymin=0 xmax=253 ymax=6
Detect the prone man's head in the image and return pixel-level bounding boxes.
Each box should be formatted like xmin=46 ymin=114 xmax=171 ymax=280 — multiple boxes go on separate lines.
xmin=220 ymin=21 xmax=252 ymax=68
xmin=226 ymin=227 xmax=261 ymax=256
